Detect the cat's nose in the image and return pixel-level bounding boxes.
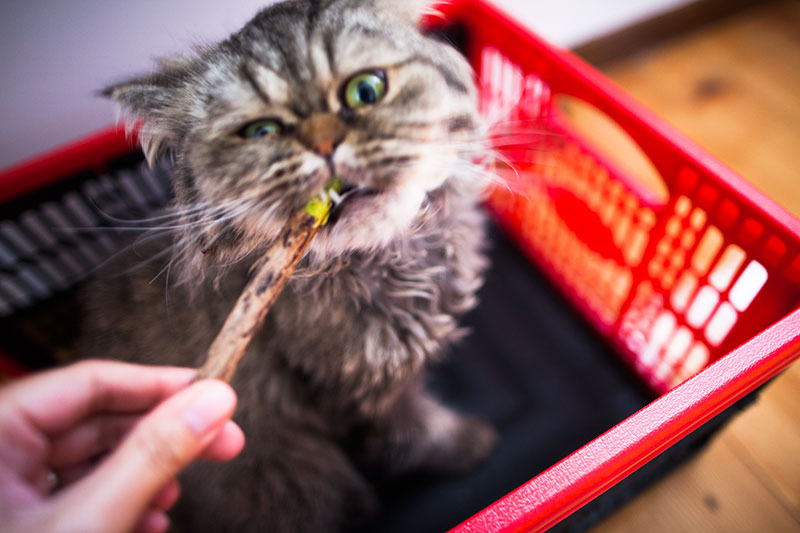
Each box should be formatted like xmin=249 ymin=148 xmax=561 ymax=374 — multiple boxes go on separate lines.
xmin=298 ymin=114 xmax=347 ymax=157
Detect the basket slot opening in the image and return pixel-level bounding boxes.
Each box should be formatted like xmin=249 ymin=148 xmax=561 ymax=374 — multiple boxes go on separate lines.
xmin=553 ymin=94 xmax=669 ymax=208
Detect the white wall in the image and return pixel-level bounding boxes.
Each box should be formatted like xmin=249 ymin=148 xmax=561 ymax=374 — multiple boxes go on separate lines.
xmin=490 ymin=0 xmax=691 ymax=50
xmin=0 ymin=0 xmax=690 ymax=170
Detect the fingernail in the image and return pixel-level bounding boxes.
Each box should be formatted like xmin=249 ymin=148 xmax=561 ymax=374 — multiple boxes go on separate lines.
xmin=182 ymin=381 xmax=236 ymax=435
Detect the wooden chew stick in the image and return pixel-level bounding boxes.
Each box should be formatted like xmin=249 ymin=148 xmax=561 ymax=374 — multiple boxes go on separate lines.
xmin=195 ymin=184 xmax=337 ymax=382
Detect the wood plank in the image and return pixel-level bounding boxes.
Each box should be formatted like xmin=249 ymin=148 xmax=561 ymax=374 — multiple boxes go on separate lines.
xmin=591 ymin=434 xmax=800 ymax=532
xmin=725 ymin=363 xmax=800 ymax=521
xmin=574 ymin=0 xmax=778 ymax=67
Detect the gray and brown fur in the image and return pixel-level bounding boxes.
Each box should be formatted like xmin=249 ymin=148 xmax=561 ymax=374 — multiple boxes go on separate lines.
xmin=82 ymin=0 xmax=496 ymax=530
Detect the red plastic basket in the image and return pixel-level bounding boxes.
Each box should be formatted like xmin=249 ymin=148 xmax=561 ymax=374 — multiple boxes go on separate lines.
xmin=429 ymin=1 xmax=800 ymax=531
xmin=0 ymin=1 xmax=798 ymax=531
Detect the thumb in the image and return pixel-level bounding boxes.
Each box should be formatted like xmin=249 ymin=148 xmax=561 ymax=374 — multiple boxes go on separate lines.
xmin=56 ymin=379 xmax=237 ymax=533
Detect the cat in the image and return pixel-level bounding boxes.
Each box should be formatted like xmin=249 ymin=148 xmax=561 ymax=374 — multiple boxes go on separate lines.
xmin=80 ymin=0 xmax=496 ymax=530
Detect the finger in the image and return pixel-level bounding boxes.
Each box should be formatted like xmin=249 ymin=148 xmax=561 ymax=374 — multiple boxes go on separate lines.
xmin=134 ymin=510 xmax=170 ymax=533
xmin=151 ymin=480 xmax=180 ymax=511
xmin=52 ymin=419 xmax=243 ymax=485
xmin=53 ymin=421 xmax=245 ymax=491
xmin=0 ymin=463 xmax=40 ymax=508
xmin=56 ymin=460 xmax=97 ymax=488
xmin=198 ymin=420 xmax=245 ymax=462
xmin=0 ymin=405 xmax=48 ymax=484
xmin=48 ymin=413 xmax=140 ymax=468
xmin=0 ymin=360 xmax=195 ymax=436
xmin=52 ymin=380 xmax=236 ymax=533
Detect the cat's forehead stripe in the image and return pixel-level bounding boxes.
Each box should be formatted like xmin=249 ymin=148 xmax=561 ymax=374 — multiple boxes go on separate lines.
xmin=408 ymin=56 xmax=470 ymax=95
xmin=309 ymin=36 xmax=334 ymax=85
xmin=248 ymin=63 xmax=290 ymax=106
xmin=320 ymin=27 xmax=339 ymax=77
xmin=240 ymin=63 xmax=271 ymax=105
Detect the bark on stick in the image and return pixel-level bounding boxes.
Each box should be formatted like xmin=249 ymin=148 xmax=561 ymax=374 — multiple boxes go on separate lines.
xmin=196 ymin=209 xmax=321 ymax=382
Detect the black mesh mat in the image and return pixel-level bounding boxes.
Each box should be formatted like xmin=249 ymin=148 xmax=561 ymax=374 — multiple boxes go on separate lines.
xmin=358 ymin=224 xmax=654 ymax=533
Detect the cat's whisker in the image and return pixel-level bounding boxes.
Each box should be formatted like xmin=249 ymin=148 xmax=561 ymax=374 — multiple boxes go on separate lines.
xmin=78 ymin=227 xmax=176 ymax=282
xmin=83 ymin=194 xmax=212 ymax=225
xmin=77 ymin=201 xmax=238 ymax=236
xmin=437 ymin=132 xmax=555 ymax=152
xmin=73 ymin=201 xmax=246 ymax=282
xmin=480 ymin=117 xmax=552 ymax=130
xmin=211 ymin=240 xmax=264 ymax=269
xmin=149 ymin=248 xmax=181 ymax=285
xmin=131 ymin=225 xmax=176 ymax=246
xmin=127 ymin=242 xmax=178 ymax=277
xmin=408 ymin=150 xmax=527 ymax=193
xmin=90 ymin=201 xmax=217 ymax=226
xmin=390 ymin=156 xmax=505 ymax=190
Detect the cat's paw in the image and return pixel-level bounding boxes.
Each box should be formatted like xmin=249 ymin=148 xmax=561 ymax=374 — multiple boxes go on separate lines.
xmin=428 ymin=415 xmax=498 ymax=474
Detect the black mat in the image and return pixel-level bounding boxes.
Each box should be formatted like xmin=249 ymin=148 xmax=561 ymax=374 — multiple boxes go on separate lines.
xmin=360 ymin=223 xmax=654 ymax=533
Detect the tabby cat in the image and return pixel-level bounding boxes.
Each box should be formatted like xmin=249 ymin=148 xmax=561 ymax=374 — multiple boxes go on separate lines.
xmin=83 ymin=0 xmax=496 ymax=530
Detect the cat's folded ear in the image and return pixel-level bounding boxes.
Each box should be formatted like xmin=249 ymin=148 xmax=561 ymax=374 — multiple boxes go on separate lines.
xmin=101 ymin=58 xmax=194 ymax=165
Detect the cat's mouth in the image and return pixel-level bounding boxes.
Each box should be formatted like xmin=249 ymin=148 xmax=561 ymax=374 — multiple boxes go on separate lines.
xmin=327 ymin=183 xmax=379 ymax=225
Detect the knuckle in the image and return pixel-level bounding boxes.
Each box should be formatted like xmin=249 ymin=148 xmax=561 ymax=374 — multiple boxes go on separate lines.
xmin=70 ymin=359 xmax=98 ymax=374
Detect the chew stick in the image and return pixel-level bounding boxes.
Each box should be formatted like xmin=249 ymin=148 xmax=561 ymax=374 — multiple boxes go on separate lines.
xmin=195 ymin=181 xmax=340 ymax=382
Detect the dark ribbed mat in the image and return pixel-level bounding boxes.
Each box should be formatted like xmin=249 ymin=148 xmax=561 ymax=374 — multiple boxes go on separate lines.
xmin=360 ymin=223 xmax=654 ymax=533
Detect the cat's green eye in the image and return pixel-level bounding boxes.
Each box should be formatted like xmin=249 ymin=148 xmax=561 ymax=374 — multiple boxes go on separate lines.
xmin=240 ymin=119 xmax=283 ymax=139
xmin=343 ymin=71 xmax=387 ymax=109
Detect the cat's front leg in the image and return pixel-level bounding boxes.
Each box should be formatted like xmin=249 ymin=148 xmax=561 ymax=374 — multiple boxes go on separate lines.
xmin=357 ymin=383 xmax=497 ymax=476
xmin=172 ymin=419 xmax=377 ymax=533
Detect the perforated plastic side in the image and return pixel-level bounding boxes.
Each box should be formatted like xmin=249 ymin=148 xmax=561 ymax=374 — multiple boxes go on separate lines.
xmin=471 ymin=17 xmax=800 ymax=394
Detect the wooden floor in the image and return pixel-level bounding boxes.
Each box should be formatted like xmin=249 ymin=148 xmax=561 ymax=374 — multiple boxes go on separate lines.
xmin=588 ymin=2 xmax=800 ymax=532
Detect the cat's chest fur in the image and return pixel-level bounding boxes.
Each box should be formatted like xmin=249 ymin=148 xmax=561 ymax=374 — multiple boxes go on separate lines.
xmin=79 ymin=184 xmax=485 ymax=426
xmin=242 ymin=185 xmax=486 ymax=421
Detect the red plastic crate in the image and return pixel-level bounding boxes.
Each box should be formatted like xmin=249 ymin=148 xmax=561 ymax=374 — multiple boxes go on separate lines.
xmin=429 ymin=1 xmax=800 ymax=531
xmin=0 ymin=1 xmax=798 ymax=531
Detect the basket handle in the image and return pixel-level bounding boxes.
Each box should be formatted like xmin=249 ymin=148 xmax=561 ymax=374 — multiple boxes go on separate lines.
xmin=551 ymin=94 xmax=670 ymax=209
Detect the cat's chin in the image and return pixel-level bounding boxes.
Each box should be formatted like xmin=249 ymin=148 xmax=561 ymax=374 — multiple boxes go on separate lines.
xmin=310 ymin=183 xmax=429 ymax=259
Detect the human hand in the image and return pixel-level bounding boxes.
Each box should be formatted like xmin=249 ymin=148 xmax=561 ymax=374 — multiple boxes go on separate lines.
xmin=0 ymin=360 xmax=245 ymax=533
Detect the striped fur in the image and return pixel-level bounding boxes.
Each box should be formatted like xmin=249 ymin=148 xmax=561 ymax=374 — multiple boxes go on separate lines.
xmin=90 ymin=1 xmax=495 ymax=530
xmin=105 ymin=0 xmax=481 ymax=287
